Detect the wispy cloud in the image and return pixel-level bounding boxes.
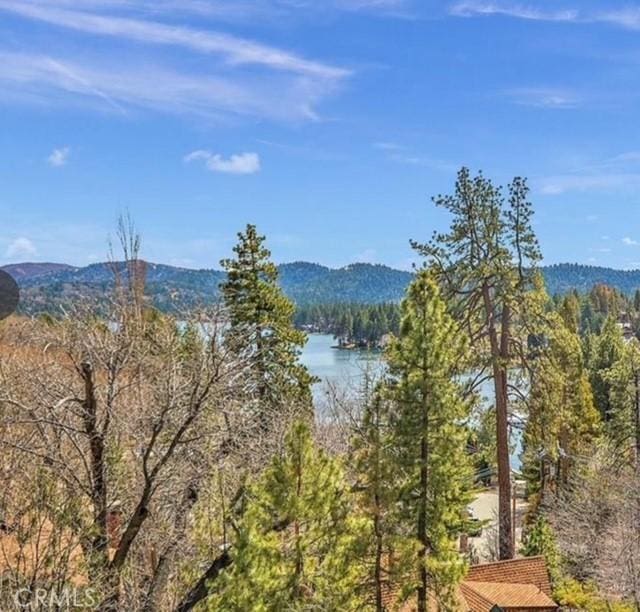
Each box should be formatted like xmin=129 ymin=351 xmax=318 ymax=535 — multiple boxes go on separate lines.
xmin=537 ymin=150 xmax=640 ymax=195
xmin=0 ymin=1 xmax=349 ymax=80
xmin=353 ymin=247 xmax=378 ymax=263
xmin=373 ymin=141 xmax=457 ymax=172
xmin=623 ymin=237 xmax=639 ymax=246
xmin=47 ymin=146 xmax=70 ymax=166
xmin=184 ymin=150 xmax=261 ymax=174
xmin=0 ymin=1 xmax=349 ymax=122
xmin=503 ymin=87 xmax=581 ymax=109
xmin=450 ymin=2 xmax=579 ymax=22
xmin=450 ymin=1 xmax=640 ymax=32
xmin=0 ymin=51 xmax=334 ymax=121
xmin=538 ymin=173 xmax=640 ymax=195
xmin=597 ymin=8 xmax=640 ymax=31
xmin=6 ymin=237 xmax=37 ymax=259
xmin=373 ymin=141 xmax=405 ymax=151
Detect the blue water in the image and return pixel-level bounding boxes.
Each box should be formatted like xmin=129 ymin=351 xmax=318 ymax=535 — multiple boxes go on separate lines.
xmin=300 ymin=334 xmax=522 ymax=470
xmin=300 ymin=334 xmax=383 ymax=387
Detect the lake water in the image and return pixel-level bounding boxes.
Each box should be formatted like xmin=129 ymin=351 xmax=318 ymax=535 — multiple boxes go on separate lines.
xmin=300 ymin=334 xmax=383 ymax=388
xmin=301 ymin=333 xmax=523 ymax=470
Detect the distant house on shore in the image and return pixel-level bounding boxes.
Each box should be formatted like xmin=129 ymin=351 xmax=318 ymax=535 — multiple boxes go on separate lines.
xmin=385 ymin=556 xmax=558 ymax=612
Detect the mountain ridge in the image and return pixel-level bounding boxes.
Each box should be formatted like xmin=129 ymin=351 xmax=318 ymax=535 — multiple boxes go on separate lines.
xmin=3 ymin=261 xmax=640 ymax=315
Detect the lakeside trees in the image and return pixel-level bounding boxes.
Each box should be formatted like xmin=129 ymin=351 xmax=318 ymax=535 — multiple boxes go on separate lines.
xmin=412 ymin=168 xmax=541 ymax=560
xmin=294 ymin=302 xmax=401 ymax=348
xmin=221 ymin=224 xmax=316 ymax=421
xmin=386 ymin=271 xmax=474 ymax=610
xmin=5 ymin=174 xmax=640 ymax=609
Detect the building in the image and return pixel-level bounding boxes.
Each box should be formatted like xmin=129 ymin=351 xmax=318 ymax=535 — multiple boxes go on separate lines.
xmin=386 ymin=556 xmax=558 ymax=611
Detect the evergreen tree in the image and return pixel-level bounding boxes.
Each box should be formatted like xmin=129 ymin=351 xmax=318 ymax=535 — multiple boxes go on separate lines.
xmin=386 ymin=270 xmax=473 ymax=611
xmin=211 ymin=422 xmax=367 ymax=612
xmin=588 ymin=315 xmax=625 ymax=423
xmin=221 ymin=225 xmax=316 ymax=419
xmin=559 ymin=291 xmax=581 ymax=334
xmin=412 ymin=168 xmax=541 ymax=560
xmin=352 ymin=391 xmax=416 ymax=611
xmin=602 ymin=338 xmax=640 ymax=463
xmin=522 ymin=311 xmax=600 ymax=500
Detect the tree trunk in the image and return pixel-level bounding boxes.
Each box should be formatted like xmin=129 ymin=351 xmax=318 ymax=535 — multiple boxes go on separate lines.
xmin=417 ymin=375 xmax=430 ymax=612
xmin=482 ymin=285 xmax=514 ymax=560
xmin=417 ymin=430 xmax=429 ymax=612
xmin=373 ymin=399 xmax=384 ymax=612
xmin=81 ymin=362 xmax=112 ymax=580
xmin=635 ymin=371 xmax=640 ymax=476
xmin=374 ymin=506 xmax=384 ymax=612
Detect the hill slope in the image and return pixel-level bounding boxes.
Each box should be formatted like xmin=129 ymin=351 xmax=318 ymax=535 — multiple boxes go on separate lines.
xmin=1 ymin=262 xmax=76 ymax=280
xmin=3 ymin=261 xmax=639 ymax=315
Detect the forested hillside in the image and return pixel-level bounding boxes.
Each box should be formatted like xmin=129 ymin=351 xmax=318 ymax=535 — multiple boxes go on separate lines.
xmin=4 ymin=260 xmax=413 ymax=314
xmin=542 ymin=263 xmax=640 ymax=294
xmin=5 ymin=260 xmax=640 ymax=315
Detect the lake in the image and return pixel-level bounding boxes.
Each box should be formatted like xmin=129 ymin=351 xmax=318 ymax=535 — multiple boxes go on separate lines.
xmin=301 ymin=333 xmax=523 ymax=470
xmin=300 ymin=333 xmax=383 ymax=388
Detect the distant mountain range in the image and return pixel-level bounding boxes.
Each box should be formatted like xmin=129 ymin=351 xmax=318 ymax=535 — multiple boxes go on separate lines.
xmin=3 ymin=261 xmax=640 ymax=315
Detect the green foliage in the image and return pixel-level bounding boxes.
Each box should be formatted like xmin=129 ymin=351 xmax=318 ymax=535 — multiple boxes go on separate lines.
xmin=352 ymin=391 xmax=418 ymax=610
xmin=385 ymin=270 xmax=474 ymax=608
xmin=295 ymin=302 xmax=401 ymax=347
xmin=602 ymin=338 xmax=640 ymax=454
xmin=16 ymin=259 xmax=640 ymax=317
xmin=587 ymin=315 xmax=626 ymax=423
xmin=221 ymin=224 xmax=316 ymax=414
xmin=555 ymin=579 xmax=634 ymax=612
xmin=522 ymin=307 xmax=601 ymax=496
xmin=210 ymin=422 xmax=367 ymax=612
xmin=521 ymin=517 xmax=562 ymax=586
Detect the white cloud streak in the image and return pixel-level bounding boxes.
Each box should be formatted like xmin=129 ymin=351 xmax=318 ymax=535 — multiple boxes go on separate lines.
xmin=0 ymin=1 xmax=349 ymax=80
xmin=537 ymin=150 xmax=640 ymax=195
xmin=184 ymin=150 xmax=261 ymax=174
xmin=0 ymin=1 xmax=350 ymax=122
xmin=6 ymin=237 xmax=38 ymax=258
xmin=450 ymin=2 xmax=579 ymax=22
xmin=503 ymin=87 xmax=581 ymax=109
xmin=450 ymin=1 xmax=640 ymax=32
xmin=47 ymin=146 xmax=70 ymax=166
xmin=0 ymin=51 xmax=333 ymax=121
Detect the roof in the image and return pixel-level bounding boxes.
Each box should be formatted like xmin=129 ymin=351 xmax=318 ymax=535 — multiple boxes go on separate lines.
xmin=466 ymin=556 xmax=554 ymax=597
xmin=460 ymin=582 xmax=557 ymax=611
xmin=382 ymin=557 xmax=557 ymax=612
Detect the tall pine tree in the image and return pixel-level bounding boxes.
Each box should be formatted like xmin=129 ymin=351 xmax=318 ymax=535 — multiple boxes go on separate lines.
xmin=221 ymin=225 xmax=316 ymax=422
xmin=210 ymin=421 xmax=367 ymax=611
xmin=386 ymin=270 xmax=473 ymax=612
xmin=412 ymin=168 xmax=541 ymax=560
xmin=352 ymin=390 xmax=416 ymax=611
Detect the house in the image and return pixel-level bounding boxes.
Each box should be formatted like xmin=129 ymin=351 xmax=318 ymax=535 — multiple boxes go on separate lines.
xmin=461 ymin=556 xmax=558 ymax=611
xmin=385 ymin=556 xmax=558 ymax=612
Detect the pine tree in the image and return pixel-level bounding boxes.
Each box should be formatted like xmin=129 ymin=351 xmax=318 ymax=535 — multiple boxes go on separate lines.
xmin=412 ymin=168 xmax=541 ymax=560
xmin=588 ymin=315 xmax=625 ymax=423
xmin=386 ymin=270 xmax=473 ymax=612
xmin=559 ymin=291 xmax=581 ymax=334
xmin=352 ymin=391 xmax=416 ymax=611
xmin=602 ymin=338 xmax=640 ymax=463
xmin=211 ymin=421 xmax=367 ymax=612
xmin=220 ymin=225 xmax=316 ymax=420
xmin=522 ymin=310 xmax=600 ymax=500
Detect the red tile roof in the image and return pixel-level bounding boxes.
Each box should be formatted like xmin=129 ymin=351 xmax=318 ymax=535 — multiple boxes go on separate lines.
xmin=381 ymin=557 xmax=558 ymax=612
xmin=461 ymin=582 xmax=557 ymax=611
xmin=466 ymin=556 xmax=554 ymax=598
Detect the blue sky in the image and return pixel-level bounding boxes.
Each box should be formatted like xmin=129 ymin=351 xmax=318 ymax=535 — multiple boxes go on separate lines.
xmin=3 ymin=0 xmax=640 ymax=270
